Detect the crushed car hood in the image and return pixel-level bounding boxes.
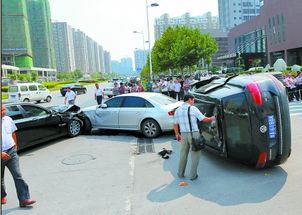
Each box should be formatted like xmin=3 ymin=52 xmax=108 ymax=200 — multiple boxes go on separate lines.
xmin=48 ymin=105 xmax=81 ymax=113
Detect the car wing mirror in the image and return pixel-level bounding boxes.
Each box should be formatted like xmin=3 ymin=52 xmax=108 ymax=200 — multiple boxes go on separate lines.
xmin=100 ymin=104 xmax=107 ymax=109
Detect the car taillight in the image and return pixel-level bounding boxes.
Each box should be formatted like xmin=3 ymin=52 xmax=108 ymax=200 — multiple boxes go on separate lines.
xmin=246 ymin=81 xmax=263 ymax=106
xmin=256 ymin=151 xmax=267 ymax=168
xmin=168 ymin=111 xmax=175 ymax=116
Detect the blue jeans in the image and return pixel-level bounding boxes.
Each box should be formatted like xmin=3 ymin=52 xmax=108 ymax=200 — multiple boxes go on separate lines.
xmin=1 ymin=147 xmax=30 ymax=201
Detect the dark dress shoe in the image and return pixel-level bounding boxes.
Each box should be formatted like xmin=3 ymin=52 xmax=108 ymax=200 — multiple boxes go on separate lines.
xmin=19 ymin=199 xmax=36 ymax=207
xmin=1 ymin=197 xmax=7 ymax=204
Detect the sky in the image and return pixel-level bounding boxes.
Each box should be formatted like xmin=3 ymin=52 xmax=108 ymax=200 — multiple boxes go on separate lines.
xmin=48 ymin=0 xmax=218 ymax=61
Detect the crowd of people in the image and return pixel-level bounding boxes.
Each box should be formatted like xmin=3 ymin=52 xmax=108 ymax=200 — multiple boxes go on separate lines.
xmin=109 ymin=75 xmax=196 ymax=101
xmin=283 ymin=72 xmax=302 ymax=102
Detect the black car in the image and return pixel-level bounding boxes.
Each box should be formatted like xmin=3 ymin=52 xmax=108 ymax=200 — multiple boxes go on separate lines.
xmin=4 ymin=103 xmax=91 ymax=151
xmin=190 ymin=72 xmax=291 ymax=168
xmin=60 ymin=84 xmax=87 ymax=96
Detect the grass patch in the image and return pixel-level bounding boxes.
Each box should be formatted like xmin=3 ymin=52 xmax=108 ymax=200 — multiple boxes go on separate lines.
xmin=2 ymin=92 xmax=8 ymax=100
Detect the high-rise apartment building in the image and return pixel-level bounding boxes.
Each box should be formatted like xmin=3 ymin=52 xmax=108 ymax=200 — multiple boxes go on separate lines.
xmin=27 ymin=0 xmax=56 ymax=69
xmin=52 ymin=22 xmax=75 ymax=72
xmin=98 ymin=45 xmax=105 ymax=73
xmin=104 ymin=51 xmax=112 ymax=73
xmin=154 ymin=12 xmax=219 ymax=40
xmin=134 ymin=49 xmax=148 ymax=72
xmin=72 ymin=28 xmax=89 ymax=74
xmin=2 ymin=0 xmax=33 ymax=67
xmin=218 ymin=0 xmax=261 ymax=31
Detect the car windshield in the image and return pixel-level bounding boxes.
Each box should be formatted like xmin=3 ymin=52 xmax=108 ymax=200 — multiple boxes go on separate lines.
xmin=150 ymin=95 xmax=177 ymax=105
xmin=8 ymin=86 xmax=18 ymax=92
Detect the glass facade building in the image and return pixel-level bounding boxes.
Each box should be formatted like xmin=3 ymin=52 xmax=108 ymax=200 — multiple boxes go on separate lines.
xmin=27 ymin=0 xmax=56 ymax=69
xmin=2 ymin=0 xmax=33 ymax=67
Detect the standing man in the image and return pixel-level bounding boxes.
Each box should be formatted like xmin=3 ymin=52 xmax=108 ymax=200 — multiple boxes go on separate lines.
xmin=2 ymin=105 xmax=36 ymax=207
xmin=64 ymin=87 xmax=77 ymax=105
xmin=173 ymin=95 xmax=215 ymax=180
xmin=95 ymin=83 xmax=104 ymax=105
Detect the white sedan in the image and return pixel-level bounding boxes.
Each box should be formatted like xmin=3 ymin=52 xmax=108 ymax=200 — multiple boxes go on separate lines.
xmin=82 ymin=93 xmax=183 ymax=138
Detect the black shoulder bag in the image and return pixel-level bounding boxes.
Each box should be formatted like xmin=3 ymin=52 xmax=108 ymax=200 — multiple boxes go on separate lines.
xmin=188 ymin=106 xmax=205 ymax=151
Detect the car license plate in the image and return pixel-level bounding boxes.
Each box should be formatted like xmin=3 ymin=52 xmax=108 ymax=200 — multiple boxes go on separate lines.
xmin=267 ymin=115 xmax=276 ymax=139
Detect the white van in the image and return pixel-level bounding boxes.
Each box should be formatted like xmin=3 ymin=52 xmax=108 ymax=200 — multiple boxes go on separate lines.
xmin=8 ymin=83 xmax=52 ymax=103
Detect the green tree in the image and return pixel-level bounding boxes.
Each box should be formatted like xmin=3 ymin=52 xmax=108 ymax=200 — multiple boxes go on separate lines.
xmin=151 ymin=26 xmax=218 ymax=76
xmin=73 ymin=69 xmax=83 ymax=80
xmin=30 ymin=71 xmax=38 ymax=82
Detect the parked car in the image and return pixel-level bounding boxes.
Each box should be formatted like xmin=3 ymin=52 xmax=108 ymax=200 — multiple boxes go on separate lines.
xmin=189 ymin=73 xmax=291 ymax=168
xmin=83 ymin=93 xmax=183 ymax=138
xmin=8 ymin=83 xmax=52 ymax=103
xmin=103 ymin=82 xmax=115 ymax=98
xmin=60 ymin=84 xmax=87 ymax=96
xmin=4 ymin=103 xmax=91 ymax=150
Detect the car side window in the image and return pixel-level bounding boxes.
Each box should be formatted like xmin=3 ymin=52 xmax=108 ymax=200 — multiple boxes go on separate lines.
xmin=38 ymin=85 xmax=46 ymax=91
xmin=29 ymin=85 xmax=38 ymax=91
xmin=105 ymin=97 xmax=123 ymax=108
xmin=21 ymin=105 xmax=49 ymax=117
xmin=20 ymin=86 xmax=28 ymax=92
xmin=122 ymin=97 xmax=148 ymax=108
xmin=6 ymin=106 xmax=23 ymax=120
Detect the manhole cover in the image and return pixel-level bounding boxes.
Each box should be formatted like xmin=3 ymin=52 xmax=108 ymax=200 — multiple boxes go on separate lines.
xmin=137 ymin=138 xmax=155 ymax=153
xmin=61 ymin=154 xmax=96 ymax=165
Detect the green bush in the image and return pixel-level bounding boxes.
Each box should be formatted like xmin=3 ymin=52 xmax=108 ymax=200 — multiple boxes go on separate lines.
xmin=2 ymin=92 xmax=8 ymax=100
xmin=1 ymin=86 xmax=8 ymax=92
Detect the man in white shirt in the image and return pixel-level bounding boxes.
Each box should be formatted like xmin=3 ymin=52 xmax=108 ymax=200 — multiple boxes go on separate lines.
xmin=1 ymin=105 xmax=36 ymax=207
xmin=95 ymin=83 xmax=104 ymax=105
xmin=173 ymin=95 xmax=215 ymax=180
xmin=64 ymin=87 xmax=77 ymax=105
xmin=173 ymin=79 xmax=182 ymax=101
xmin=160 ymin=79 xmax=169 ymax=96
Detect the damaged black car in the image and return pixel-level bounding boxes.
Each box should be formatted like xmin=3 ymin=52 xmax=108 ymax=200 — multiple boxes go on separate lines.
xmin=4 ymin=103 xmax=90 ymax=150
xmin=190 ymin=72 xmax=291 ymax=168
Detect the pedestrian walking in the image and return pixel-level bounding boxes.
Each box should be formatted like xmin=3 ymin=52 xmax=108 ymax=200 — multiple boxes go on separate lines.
xmin=152 ymin=80 xmax=160 ymax=93
xmin=174 ymin=79 xmax=181 ymax=101
xmin=160 ymin=78 xmax=169 ymax=96
xmin=119 ymin=82 xmax=125 ymax=95
xmin=173 ymin=95 xmax=215 ymax=180
xmin=168 ymin=78 xmax=176 ymax=99
xmin=1 ymin=104 xmax=36 ymax=207
xmin=112 ymin=82 xmax=119 ymax=96
xmin=137 ymin=83 xmax=144 ymax=92
xmin=64 ymin=87 xmax=76 ymax=105
xmin=95 ymin=83 xmax=104 ymax=105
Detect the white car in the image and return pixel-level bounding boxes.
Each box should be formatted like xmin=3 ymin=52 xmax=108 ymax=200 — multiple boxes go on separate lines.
xmin=83 ymin=93 xmax=183 ymax=138
xmin=8 ymin=83 xmax=52 ymax=103
xmin=103 ymin=82 xmax=115 ymax=98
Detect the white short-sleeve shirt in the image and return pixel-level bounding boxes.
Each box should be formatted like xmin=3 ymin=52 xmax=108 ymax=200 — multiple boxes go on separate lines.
xmin=2 ymin=116 xmax=17 ymax=150
xmin=174 ymin=103 xmax=205 ymax=132
xmin=95 ymin=88 xmax=103 ymax=96
xmin=65 ymin=91 xmax=76 ymax=101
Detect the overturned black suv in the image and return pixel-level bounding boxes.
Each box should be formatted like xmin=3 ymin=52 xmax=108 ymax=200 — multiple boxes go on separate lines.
xmin=190 ymin=73 xmax=291 ymax=168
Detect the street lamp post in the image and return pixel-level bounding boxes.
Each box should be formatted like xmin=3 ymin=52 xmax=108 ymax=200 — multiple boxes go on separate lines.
xmin=133 ymin=30 xmax=146 ymax=70
xmin=145 ymin=0 xmax=159 ymax=80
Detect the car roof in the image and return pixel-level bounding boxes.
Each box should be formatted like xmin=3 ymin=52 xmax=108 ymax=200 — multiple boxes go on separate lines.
xmin=116 ymin=92 xmax=162 ymax=99
xmin=9 ymin=82 xmax=41 ymax=86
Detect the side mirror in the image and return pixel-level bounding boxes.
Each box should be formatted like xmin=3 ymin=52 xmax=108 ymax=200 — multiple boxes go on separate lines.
xmin=100 ymin=104 xmax=107 ymax=109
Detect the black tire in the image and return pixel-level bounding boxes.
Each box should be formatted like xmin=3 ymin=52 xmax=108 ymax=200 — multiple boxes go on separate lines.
xmin=46 ymin=96 xmax=52 ymax=103
xmin=141 ymin=119 xmax=161 ymax=138
xmin=83 ymin=117 xmax=92 ymax=135
xmin=23 ymin=98 xmax=30 ymax=102
xmin=36 ymin=100 xmax=41 ymax=103
xmin=67 ymin=119 xmax=81 ymax=137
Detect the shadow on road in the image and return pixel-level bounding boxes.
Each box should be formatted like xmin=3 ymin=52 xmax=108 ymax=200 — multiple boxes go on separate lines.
xmin=147 ymin=141 xmax=288 ymax=206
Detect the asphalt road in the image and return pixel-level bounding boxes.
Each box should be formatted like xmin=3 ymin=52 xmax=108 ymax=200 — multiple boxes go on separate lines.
xmin=1 ymin=104 xmax=302 ymax=214
xmin=38 ymin=83 xmax=108 ymax=109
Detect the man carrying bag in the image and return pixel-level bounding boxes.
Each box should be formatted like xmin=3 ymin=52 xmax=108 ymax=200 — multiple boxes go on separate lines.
xmin=173 ymin=94 xmax=215 ymax=180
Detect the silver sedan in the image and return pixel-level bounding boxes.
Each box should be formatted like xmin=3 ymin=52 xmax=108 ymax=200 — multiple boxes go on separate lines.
xmin=83 ymin=93 xmax=183 ymax=138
